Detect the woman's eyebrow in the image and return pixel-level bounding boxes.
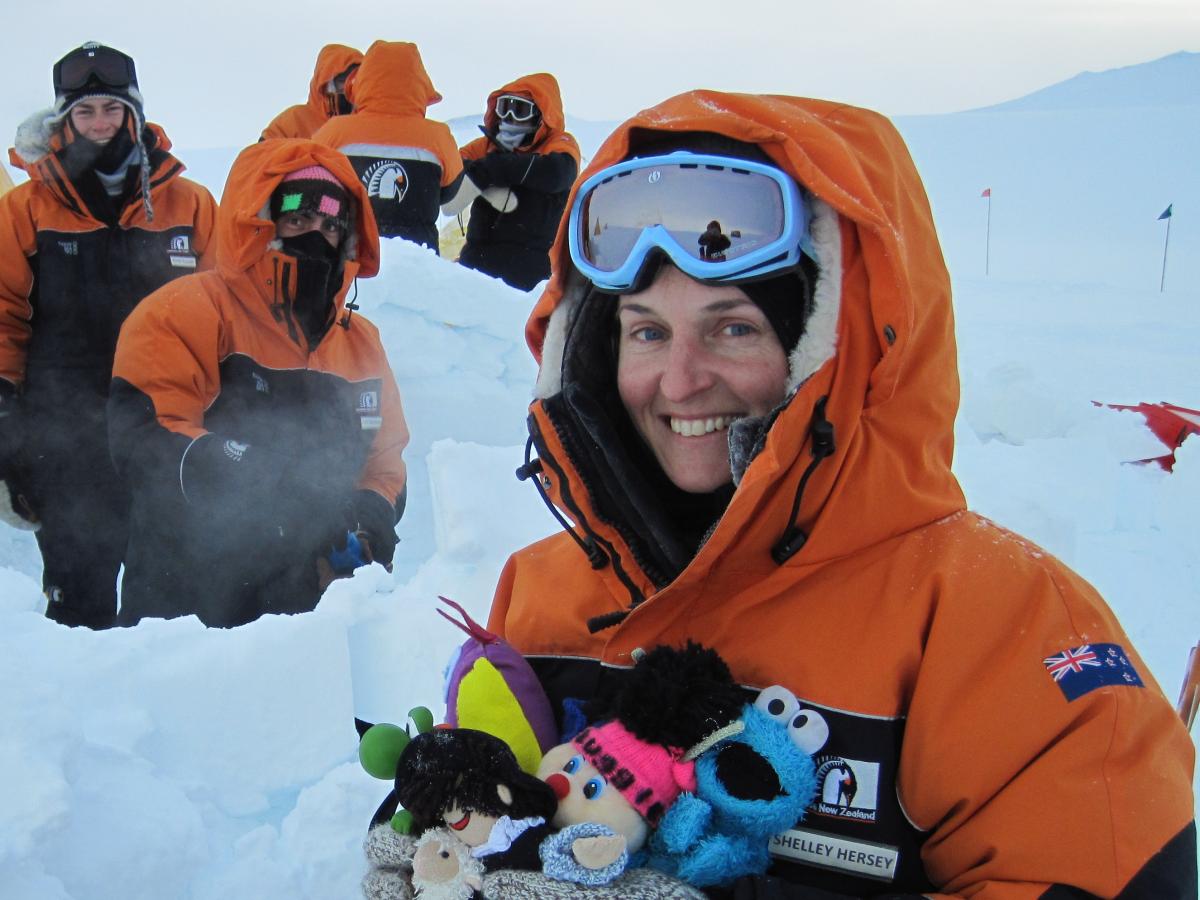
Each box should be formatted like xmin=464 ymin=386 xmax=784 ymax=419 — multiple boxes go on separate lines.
xmin=701 ymin=298 xmax=757 ymax=313
xmin=618 ymin=297 xmax=757 ymax=316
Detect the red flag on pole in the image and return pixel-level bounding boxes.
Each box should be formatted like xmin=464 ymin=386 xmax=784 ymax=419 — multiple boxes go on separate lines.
xmin=981 ymin=188 xmax=992 ymax=198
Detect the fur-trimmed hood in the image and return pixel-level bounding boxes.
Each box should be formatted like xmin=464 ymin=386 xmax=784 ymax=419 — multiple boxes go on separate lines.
xmin=9 ymin=107 xmax=179 ymax=223
xmin=11 ymin=102 xmax=149 ymax=170
xmin=521 ymin=90 xmax=966 ymax=589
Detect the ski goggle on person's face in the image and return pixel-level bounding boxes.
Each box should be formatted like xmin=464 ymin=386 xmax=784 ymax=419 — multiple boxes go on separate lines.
xmin=54 ymin=44 xmax=137 ymax=92
xmin=495 ymin=94 xmax=538 ymax=122
xmin=568 ymin=152 xmax=810 ymax=293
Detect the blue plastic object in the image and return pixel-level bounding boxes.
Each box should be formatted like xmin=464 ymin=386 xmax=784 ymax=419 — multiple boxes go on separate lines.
xmin=328 ymin=530 xmax=368 ymax=575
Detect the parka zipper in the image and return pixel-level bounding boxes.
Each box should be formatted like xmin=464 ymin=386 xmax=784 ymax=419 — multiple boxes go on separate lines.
xmin=272 ymin=258 xmax=302 ymax=346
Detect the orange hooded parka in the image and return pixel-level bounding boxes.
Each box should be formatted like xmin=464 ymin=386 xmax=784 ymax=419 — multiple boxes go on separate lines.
xmin=312 ymin=41 xmax=462 ymax=251
xmin=260 ymin=44 xmax=363 ymax=141
xmin=456 ymin=73 xmax=581 ymax=290
xmin=109 ymin=139 xmax=408 ymax=627
xmin=488 ymin=92 xmax=1196 ymax=897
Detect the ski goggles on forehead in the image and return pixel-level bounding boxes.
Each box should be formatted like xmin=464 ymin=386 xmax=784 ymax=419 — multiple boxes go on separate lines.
xmin=495 ymin=94 xmax=538 ymax=122
xmin=54 ymin=44 xmax=137 ymax=92
xmin=568 ymin=152 xmax=811 ymax=293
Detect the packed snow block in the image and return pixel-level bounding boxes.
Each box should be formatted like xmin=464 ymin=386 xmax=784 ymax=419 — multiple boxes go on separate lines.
xmin=36 ymin=746 xmax=208 ymax=900
xmin=363 ymin=236 xmax=544 ymax=336
xmin=0 ymin=565 xmax=44 ymax=615
xmin=0 ymin=738 xmax=70 ymax=862
xmin=428 ymin=439 xmax=555 ymax=562
xmin=128 ymin=613 xmax=357 ymax=810
xmin=278 ymin=761 xmax=383 ymax=895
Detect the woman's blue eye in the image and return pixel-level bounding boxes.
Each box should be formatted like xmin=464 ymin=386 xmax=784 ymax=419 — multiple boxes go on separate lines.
xmin=725 ymin=322 xmax=754 ymax=337
xmin=563 ymin=755 xmax=582 ymax=775
xmin=633 ymin=326 xmax=665 ymax=342
xmin=582 ymin=778 xmax=604 ymax=800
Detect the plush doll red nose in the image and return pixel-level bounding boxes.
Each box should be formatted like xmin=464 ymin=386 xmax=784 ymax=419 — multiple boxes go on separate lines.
xmin=545 ymin=773 xmax=570 ymax=800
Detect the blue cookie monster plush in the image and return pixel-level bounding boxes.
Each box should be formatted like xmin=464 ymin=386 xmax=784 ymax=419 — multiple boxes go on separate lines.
xmin=646 ymin=684 xmax=827 ymax=888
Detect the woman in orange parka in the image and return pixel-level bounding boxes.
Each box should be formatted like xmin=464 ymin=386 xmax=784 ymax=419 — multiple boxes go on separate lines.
xmin=452 ymin=73 xmax=580 ymax=290
xmin=260 ymin=43 xmax=362 ymax=141
xmin=486 ymin=92 xmax=1196 ymax=897
xmin=313 ymin=41 xmax=462 ymax=252
xmin=108 ymin=140 xmax=408 ymax=628
xmin=0 ymin=42 xmax=216 ymax=630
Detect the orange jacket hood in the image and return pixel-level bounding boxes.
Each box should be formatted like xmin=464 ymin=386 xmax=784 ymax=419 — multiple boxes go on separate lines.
xmin=527 ymin=90 xmax=965 ymax=579
xmin=482 ymin=73 xmax=569 ymax=150
xmin=259 ymin=45 xmax=361 ymax=141
xmin=347 ymin=41 xmax=442 ymax=117
xmin=307 ymin=44 xmax=362 ymax=111
xmin=214 ymin=139 xmax=379 ymax=330
xmin=216 ymin=139 xmax=379 ymax=277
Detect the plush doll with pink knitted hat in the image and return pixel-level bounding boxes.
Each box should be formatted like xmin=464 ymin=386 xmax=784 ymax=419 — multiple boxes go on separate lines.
xmin=535 ymin=642 xmax=745 ymax=885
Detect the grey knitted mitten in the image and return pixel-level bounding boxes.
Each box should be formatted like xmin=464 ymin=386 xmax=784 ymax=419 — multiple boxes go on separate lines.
xmin=362 ymin=824 xmax=418 ymax=900
xmin=481 ymin=866 xmax=707 ymax=899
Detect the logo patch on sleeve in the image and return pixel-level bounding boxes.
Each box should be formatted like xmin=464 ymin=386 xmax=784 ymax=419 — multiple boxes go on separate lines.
xmin=1043 ymin=643 xmax=1144 ymax=701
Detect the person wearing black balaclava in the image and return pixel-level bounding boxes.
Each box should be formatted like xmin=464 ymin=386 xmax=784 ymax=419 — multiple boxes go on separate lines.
xmin=107 ymin=141 xmax=409 ymax=628
xmin=0 ymin=42 xmax=217 ymax=629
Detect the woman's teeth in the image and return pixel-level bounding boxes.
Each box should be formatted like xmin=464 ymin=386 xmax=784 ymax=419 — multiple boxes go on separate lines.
xmin=670 ymin=415 xmax=734 ymax=437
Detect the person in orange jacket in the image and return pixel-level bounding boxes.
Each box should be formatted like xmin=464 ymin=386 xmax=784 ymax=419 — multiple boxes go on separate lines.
xmin=0 ymin=42 xmax=216 ymax=630
xmin=447 ymin=74 xmax=580 ymax=290
xmin=108 ymin=140 xmax=409 ymax=628
xmin=486 ymin=92 xmax=1196 ymax=897
xmin=260 ymin=43 xmax=362 ymax=141
xmin=313 ymin=41 xmax=462 ymax=253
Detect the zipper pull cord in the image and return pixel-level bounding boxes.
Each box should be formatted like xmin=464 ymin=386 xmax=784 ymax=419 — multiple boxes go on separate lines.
xmin=517 ymin=436 xmax=608 ymax=570
xmin=771 ymin=396 xmax=836 ymax=565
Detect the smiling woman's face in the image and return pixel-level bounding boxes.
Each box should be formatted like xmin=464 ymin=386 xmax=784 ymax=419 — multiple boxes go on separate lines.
xmin=68 ymin=98 xmax=126 ymax=145
xmin=616 ymin=264 xmax=790 ymax=493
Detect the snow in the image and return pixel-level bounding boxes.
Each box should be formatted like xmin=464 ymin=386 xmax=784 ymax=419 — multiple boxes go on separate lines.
xmin=1 ymin=56 xmax=1198 ymax=897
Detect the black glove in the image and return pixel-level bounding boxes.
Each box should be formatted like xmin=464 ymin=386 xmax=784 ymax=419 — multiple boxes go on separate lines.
xmin=351 ymin=489 xmax=398 ymax=571
xmin=463 ymin=157 xmax=491 ymax=190
xmin=0 ymin=382 xmax=21 ymax=475
xmin=179 ymin=432 xmax=287 ymax=507
xmin=180 ymin=433 xmax=353 ymax=557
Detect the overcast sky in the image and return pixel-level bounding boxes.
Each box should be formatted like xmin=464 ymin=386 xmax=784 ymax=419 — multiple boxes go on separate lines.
xmin=3 ymin=0 xmax=1198 ymax=154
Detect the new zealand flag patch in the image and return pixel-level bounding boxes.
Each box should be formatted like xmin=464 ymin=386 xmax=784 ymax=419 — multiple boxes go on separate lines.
xmin=1043 ymin=643 xmax=1144 ymax=701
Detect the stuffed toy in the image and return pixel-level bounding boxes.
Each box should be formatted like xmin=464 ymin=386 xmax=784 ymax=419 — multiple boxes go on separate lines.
xmin=394 ymin=726 xmax=557 ymax=873
xmin=534 ymin=642 xmax=746 ymax=885
xmin=438 ymin=595 xmax=556 ymax=775
xmin=410 ymin=827 xmax=485 ymax=899
xmin=360 ymin=595 xmax=557 ymax=834
xmin=646 ymin=683 xmax=826 ymax=887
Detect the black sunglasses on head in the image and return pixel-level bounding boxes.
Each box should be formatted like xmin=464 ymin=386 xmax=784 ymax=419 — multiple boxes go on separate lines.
xmin=54 ymin=44 xmax=137 ymax=93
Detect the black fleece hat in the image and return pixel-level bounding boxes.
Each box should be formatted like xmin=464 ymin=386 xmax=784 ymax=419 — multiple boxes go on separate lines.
xmin=740 ymin=267 xmax=813 ymax=355
xmin=52 ymin=42 xmax=144 ymax=126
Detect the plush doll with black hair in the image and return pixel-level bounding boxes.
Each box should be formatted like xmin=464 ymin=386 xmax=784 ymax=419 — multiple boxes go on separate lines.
xmin=396 ymin=727 xmax=557 ymax=873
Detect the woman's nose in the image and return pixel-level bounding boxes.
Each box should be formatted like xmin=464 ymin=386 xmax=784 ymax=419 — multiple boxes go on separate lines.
xmin=659 ymin=337 xmax=716 ymax=401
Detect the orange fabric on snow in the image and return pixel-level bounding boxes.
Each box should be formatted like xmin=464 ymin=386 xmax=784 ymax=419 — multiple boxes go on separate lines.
xmin=260 ymin=44 xmax=363 ymax=141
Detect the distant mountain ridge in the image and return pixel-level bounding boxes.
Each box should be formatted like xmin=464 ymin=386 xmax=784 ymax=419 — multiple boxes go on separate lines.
xmin=972 ymin=51 xmax=1199 ymax=112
